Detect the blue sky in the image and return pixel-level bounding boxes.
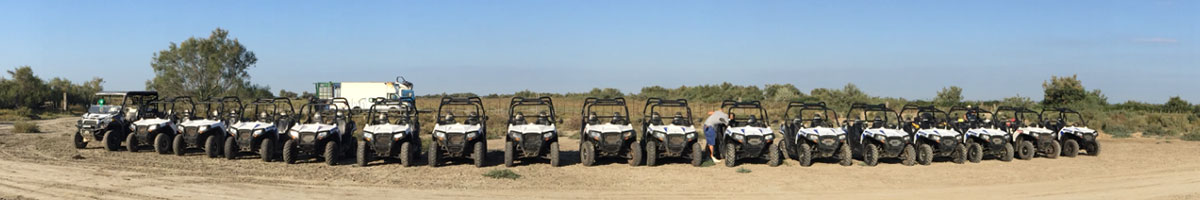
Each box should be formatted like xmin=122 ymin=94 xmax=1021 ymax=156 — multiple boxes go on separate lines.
xmin=1 ymin=0 xmax=1196 ymax=103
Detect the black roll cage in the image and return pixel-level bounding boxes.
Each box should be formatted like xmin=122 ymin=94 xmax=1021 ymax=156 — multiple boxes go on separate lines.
xmin=582 ymin=97 xmax=632 ymax=124
xmin=721 ymin=100 xmax=769 ymax=126
xmin=899 ymin=104 xmax=952 ymax=129
xmin=436 ymin=96 xmax=487 ymax=124
xmin=784 ymin=101 xmax=840 ymax=127
xmin=507 ymin=96 xmax=556 ymax=125
xmin=642 ymin=98 xmax=693 ymax=126
xmin=366 ymin=97 xmax=419 ymax=125
xmin=844 ymin=103 xmax=901 ymax=128
xmin=298 ymin=97 xmax=354 ymax=124
xmin=1040 ymin=107 xmax=1088 ymax=127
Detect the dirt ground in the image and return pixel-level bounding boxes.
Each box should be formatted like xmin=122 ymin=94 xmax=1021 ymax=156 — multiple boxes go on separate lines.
xmin=1 ymin=117 xmax=1198 ymax=200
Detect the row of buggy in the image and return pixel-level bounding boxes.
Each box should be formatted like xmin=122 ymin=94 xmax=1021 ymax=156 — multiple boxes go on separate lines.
xmin=74 ymin=91 xmax=1099 ymax=168
xmin=778 ymin=102 xmax=1101 ymax=167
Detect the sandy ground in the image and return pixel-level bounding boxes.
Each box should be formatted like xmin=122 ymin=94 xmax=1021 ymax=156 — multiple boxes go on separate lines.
xmin=0 ymin=117 xmax=1198 ymax=200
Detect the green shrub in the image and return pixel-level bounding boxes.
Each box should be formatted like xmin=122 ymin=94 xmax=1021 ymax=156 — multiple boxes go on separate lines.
xmin=13 ymin=122 xmax=39 ymax=133
xmin=1182 ymin=132 xmax=1200 ymax=141
xmin=483 ymin=169 xmax=521 ymax=180
xmin=1102 ymin=123 xmax=1134 ymax=138
xmin=736 ymin=168 xmax=752 ymax=173
xmin=1143 ymin=126 xmax=1172 ymax=137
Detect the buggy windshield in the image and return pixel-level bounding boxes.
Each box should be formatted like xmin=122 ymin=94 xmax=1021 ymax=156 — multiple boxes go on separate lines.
xmin=88 ymin=105 xmax=122 ymax=114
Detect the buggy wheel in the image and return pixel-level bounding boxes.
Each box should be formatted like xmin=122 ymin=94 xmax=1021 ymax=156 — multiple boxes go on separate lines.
xmin=864 ymin=143 xmax=880 ymax=167
xmin=1063 ymin=139 xmax=1079 ymax=157
xmin=171 ymin=134 xmax=184 ymax=156
xmin=74 ymin=131 xmax=87 ymax=149
xmin=952 ymin=143 xmax=967 ymax=164
xmin=356 ymin=140 xmax=370 ymax=167
xmin=967 ymin=142 xmax=983 ymax=163
xmin=838 ymin=142 xmax=853 ymax=166
xmin=628 ymin=141 xmax=643 ymax=166
xmin=644 ymin=140 xmax=658 ymax=167
xmin=1000 ymin=142 xmax=1014 ymax=162
xmin=324 ymin=141 xmax=339 ymax=166
xmin=1085 ymin=141 xmax=1100 ymax=156
xmin=205 ymin=136 xmax=220 ymax=158
xmin=549 ymin=141 xmax=561 ymax=167
xmin=156 ymin=133 xmax=171 ymax=155
xmin=767 ymin=141 xmax=782 ymax=167
xmin=690 ymin=141 xmax=703 ymax=167
xmin=723 ymin=143 xmax=737 ymax=167
xmin=580 ymin=141 xmax=595 ymax=166
xmin=917 ymin=143 xmax=933 ymax=166
xmin=104 ymin=130 xmax=121 ymax=151
xmin=125 ymin=132 xmax=138 ymax=152
xmin=1045 ymin=140 xmax=1061 ymax=159
xmin=797 ymin=142 xmax=813 ymax=167
xmin=259 ymin=138 xmax=273 ymax=162
xmin=1017 ymin=140 xmax=1035 ymax=160
xmin=282 ymin=139 xmax=297 ymax=164
xmin=224 ymin=136 xmax=237 ymax=160
xmin=473 ymin=141 xmax=486 ymax=168
xmin=503 ymin=141 xmax=515 ymax=167
xmin=427 ymin=140 xmax=441 ymax=167
xmin=901 ymin=144 xmax=916 ymax=166
xmin=399 ymin=141 xmax=412 ymax=167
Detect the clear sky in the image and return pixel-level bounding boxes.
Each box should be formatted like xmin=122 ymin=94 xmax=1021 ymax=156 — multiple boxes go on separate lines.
xmin=1 ymin=0 xmax=1196 ymax=103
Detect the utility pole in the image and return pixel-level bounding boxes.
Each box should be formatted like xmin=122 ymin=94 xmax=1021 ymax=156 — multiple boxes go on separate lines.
xmin=62 ymin=92 xmax=68 ymax=111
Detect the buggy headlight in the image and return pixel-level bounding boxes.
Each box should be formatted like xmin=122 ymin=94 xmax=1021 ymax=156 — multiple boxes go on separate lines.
xmin=930 ymin=136 xmax=940 ymax=142
xmin=130 ymin=124 xmax=136 ymax=130
xmin=363 ymin=132 xmax=373 ymax=139
xmin=764 ymin=134 xmax=774 ymax=141
xmin=623 ymin=131 xmax=634 ymax=139
xmin=435 ymin=131 xmax=446 ymax=139
xmin=733 ymin=133 xmax=745 ymax=142
xmin=903 ymin=135 xmax=912 ymax=141
xmin=808 ymin=135 xmax=819 ymax=141
xmin=466 ymin=132 xmax=478 ymax=139
xmin=874 ymin=135 xmax=886 ymax=141
xmin=981 ymin=135 xmax=990 ymax=140
xmin=837 ymin=135 xmax=846 ymax=140
xmin=148 ymin=125 xmax=158 ymax=131
xmin=654 ymin=132 xmax=666 ymax=140
xmin=252 ymin=130 xmax=263 ymax=136
xmin=588 ymin=131 xmax=601 ymax=139
xmin=543 ymin=132 xmax=554 ymax=138
xmin=317 ymin=131 xmax=329 ymax=139
xmin=686 ymin=132 xmax=696 ymax=140
xmin=509 ymin=131 xmax=520 ymax=140
xmin=198 ymin=126 xmax=209 ymax=132
xmin=394 ymin=133 xmax=405 ymax=140
xmin=955 ymin=135 xmax=963 ymax=140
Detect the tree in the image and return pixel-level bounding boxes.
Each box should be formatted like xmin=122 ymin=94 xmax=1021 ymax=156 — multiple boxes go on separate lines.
xmin=1164 ymin=96 xmax=1191 ymax=113
xmin=934 ymin=86 xmax=963 ymax=106
xmin=278 ymin=89 xmax=299 ymax=98
xmin=146 ymin=28 xmax=259 ymax=99
xmin=764 ymin=84 xmax=804 ymax=102
xmin=1042 ymin=75 xmax=1106 ymax=106
xmin=3 ymin=66 xmax=50 ymax=108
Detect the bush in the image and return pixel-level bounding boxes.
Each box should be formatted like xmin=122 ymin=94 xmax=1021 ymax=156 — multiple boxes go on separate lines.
xmin=1143 ymin=126 xmax=1172 ymax=137
xmin=1182 ymin=132 xmax=1200 ymax=141
xmin=13 ymin=122 xmax=39 ymax=133
xmin=1102 ymin=123 xmax=1134 ymax=138
xmin=483 ymin=169 xmax=521 ymax=180
xmin=736 ymin=168 xmax=752 ymax=173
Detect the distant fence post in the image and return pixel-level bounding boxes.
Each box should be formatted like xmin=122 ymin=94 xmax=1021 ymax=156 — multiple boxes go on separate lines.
xmin=62 ymin=92 xmax=68 ymax=111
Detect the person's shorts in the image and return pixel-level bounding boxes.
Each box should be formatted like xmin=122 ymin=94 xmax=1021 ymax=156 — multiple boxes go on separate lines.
xmin=704 ymin=126 xmax=718 ymax=146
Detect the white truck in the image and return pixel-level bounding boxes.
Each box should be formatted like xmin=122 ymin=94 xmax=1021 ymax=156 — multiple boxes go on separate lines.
xmin=314 ymin=77 xmax=414 ymax=110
